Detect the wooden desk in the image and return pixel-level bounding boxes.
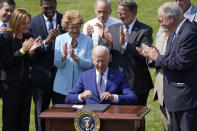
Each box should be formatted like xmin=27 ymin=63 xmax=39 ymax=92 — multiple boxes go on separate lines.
xmin=39 ymin=104 xmax=150 ymax=131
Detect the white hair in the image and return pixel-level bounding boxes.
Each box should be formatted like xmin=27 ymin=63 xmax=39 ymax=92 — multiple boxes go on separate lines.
xmin=92 ymin=45 xmax=110 ymax=58
xmin=159 ymin=2 xmax=183 ymax=19
xmin=94 ymin=0 xmax=112 ymax=11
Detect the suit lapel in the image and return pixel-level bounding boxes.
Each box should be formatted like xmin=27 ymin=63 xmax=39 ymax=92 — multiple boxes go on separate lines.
xmin=165 ymin=19 xmax=189 ymax=55
xmin=165 ymin=33 xmax=174 ymax=55
xmin=128 ymin=20 xmax=139 ymax=43
xmin=91 ymin=68 xmax=100 ymax=96
xmin=39 ymin=14 xmax=48 ymax=36
xmin=105 ymin=68 xmax=113 ymax=92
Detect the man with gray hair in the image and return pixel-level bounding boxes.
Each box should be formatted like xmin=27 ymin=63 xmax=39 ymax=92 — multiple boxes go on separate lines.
xmin=66 ymin=45 xmax=138 ymax=105
xmin=82 ymin=0 xmax=120 ymax=47
xmin=137 ymin=2 xmax=197 ymax=131
xmin=156 ymin=0 xmax=197 ymax=39
xmin=104 ymin=0 xmax=153 ymax=106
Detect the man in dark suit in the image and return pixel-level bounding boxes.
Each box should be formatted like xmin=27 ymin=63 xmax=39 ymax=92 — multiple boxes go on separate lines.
xmin=65 ymin=45 xmax=138 ymax=105
xmin=137 ymin=2 xmax=197 ymax=131
xmin=28 ymin=0 xmax=64 ymax=131
xmin=103 ymin=0 xmax=153 ymax=106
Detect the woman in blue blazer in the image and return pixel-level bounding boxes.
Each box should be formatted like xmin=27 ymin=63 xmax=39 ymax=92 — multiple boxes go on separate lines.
xmin=53 ymin=10 xmax=93 ymax=104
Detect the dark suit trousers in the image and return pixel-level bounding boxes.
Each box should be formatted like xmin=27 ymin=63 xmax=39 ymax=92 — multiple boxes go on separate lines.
xmin=169 ymin=108 xmax=197 ymax=131
xmin=33 ymin=85 xmax=53 ymax=131
xmin=1 ymin=80 xmax=32 ymax=131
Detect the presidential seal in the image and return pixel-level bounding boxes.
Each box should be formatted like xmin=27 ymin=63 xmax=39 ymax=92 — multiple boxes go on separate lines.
xmin=74 ymin=110 xmax=100 ymax=131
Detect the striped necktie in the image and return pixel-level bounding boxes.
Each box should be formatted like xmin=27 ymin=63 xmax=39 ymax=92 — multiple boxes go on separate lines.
xmin=125 ymin=26 xmax=129 ymax=42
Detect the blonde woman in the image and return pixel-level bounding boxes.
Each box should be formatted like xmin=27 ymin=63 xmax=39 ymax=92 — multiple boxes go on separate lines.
xmin=0 ymin=8 xmax=41 ymax=131
xmin=53 ymin=10 xmax=93 ymax=104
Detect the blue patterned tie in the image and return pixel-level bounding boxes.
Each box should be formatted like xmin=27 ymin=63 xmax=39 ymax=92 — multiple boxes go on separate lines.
xmin=97 ymin=73 xmax=104 ymax=94
xmin=48 ymin=19 xmax=53 ymax=33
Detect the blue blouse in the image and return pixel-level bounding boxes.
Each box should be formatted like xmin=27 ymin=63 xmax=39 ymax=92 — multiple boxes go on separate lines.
xmin=53 ymin=32 xmax=93 ymax=95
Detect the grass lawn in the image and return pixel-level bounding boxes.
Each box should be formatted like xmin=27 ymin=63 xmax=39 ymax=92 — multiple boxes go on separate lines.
xmin=0 ymin=0 xmax=197 ymax=130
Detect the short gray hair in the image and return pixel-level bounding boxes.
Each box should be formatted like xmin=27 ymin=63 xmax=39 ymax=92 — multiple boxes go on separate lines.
xmin=118 ymin=0 xmax=137 ymax=12
xmin=94 ymin=0 xmax=112 ymax=11
xmin=159 ymin=2 xmax=183 ymax=19
xmin=92 ymin=45 xmax=110 ymax=58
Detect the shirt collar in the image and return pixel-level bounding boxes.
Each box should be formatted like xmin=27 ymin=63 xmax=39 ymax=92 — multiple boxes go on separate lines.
xmin=122 ymin=18 xmax=136 ymax=32
xmin=95 ymin=17 xmax=110 ymax=29
xmin=0 ymin=21 xmax=9 ymax=27
xmin=96 ymin=67 xmax=108 ymax=78
xmin=175 ymin=18 xmax=187 ymax=35
xmin=184 ymin=4 xmax=192 ymax=18
xmin=43 ymin=13 xmax=57 ymax=21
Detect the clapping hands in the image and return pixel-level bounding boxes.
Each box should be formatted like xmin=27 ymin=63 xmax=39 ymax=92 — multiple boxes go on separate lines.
xmin=21 ymin=36 xmax=42 ymax=55
xmin=136 ymin=43 xmax=159 ymax=61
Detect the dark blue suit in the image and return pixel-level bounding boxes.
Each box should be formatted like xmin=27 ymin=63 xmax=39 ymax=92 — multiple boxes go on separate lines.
xmin=65 ymin=68 xmax=138 ymax=105
xmin=156 ymin=19 xmax=197 ymax=131
xmin=29 ymin=12 xmax=65 ymax=131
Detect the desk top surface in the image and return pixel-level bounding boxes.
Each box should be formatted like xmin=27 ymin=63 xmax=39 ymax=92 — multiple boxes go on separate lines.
xmin=38 ymin=104 xmax=150 ymax=120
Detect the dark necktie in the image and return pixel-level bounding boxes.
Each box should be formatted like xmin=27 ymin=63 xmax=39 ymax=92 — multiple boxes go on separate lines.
xmin=2 ymin=23 xmax=7 ymax=28
xmin=48 ymin=19 xmax=54 ymax=33
xmin=0 ymin=23 xmax=7 ymax=35
xmin=97 ymin=73 xmax=104 ymax=94
xmin=172 ymin=32 xmax=176 ymax=42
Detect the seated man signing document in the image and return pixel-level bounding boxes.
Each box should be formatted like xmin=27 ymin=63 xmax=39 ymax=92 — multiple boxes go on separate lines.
xmin=65 ymin=46 xmax=138 ymax=104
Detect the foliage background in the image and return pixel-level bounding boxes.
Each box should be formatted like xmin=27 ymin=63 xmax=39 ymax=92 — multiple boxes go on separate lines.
xmin=0 ymin=0 xmax=196 ymax=130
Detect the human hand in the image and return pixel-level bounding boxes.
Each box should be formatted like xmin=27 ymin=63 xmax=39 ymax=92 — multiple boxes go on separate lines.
xmin=69 ymin=44 xmax=79 ymax=64
xmin=104 ymin=29 xmax=113 ymax=46
xmin=95 ymin=23 xmax=104 ymax=38
xmin=80 ymin=90 xmax=92 ymax=99
xmin=21 ymin=38 xmax=34 ymax=53
xmin=0 ymin=27 xmax=6 ymax=33
xmin=44 ymin=24 xmax=60 ymax=44
xmin=86 ymin=24 xmax=94 ymax=37
xmin=29 ymin=37 xmax=42 ymax=54
xmin=100 ymin=92 xmax=114 ymax=101
xmin=62 ymin=43 xmax=68 ymax=61
xmin=136 ymin=43 xmax=159 ymax=61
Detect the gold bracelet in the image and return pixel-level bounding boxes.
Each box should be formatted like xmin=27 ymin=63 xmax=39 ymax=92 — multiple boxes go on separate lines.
xmin=20 ymin=49 xmax=25 ymax=55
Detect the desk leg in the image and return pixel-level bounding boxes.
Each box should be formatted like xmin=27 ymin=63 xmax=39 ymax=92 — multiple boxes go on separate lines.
xmin=135 ymin=118 xmax=145 ymax=131
xmin=45 ymin=119 xmax=52 ymax=131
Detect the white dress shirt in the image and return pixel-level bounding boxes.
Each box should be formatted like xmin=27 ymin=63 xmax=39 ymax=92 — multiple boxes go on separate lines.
xmin=121 ymin=18 xmax=136 ymax=49
xmin=82 ymin=17 xmax=120 ymax=47
xmin=0 ymin=21 xmax=9 ymax=33
xmin=43 ymin=13 xmax=57 ymax=34
xmin=42 ymin=13 xmax=57 ymax=48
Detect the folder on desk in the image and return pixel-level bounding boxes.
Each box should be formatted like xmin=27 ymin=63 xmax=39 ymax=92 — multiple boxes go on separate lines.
xmin=79 ymin=104 xmax=111 ymax=112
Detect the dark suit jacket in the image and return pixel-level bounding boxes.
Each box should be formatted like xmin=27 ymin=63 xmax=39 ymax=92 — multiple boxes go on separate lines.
xmin=0 ymin=32 xmax=32 ymax=87
xmin=156 ymin=19 xmax=197 ymax=112
xmin=29 ymin=12 xmax=65 ymax=86
xmin=65 ymin=68 xmax=138 ymax=105
xmin=108 ymin=20 xmax=154 ymax=95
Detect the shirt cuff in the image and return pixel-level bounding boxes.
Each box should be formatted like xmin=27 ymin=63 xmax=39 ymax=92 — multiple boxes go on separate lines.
xmin=43 ymin=40 xmax=49 ymax=50
xmin=121 ymin=42 xmax=127 ymax=49
xmin=111 ymin=94 xmax=119 ymax=103
xmin=78 ymin=94 xmax=84 ymax=103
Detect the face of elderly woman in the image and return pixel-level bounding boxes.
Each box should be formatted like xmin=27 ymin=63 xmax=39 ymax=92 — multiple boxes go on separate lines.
xmin=68 ymin=23 xmax=81 ymax=38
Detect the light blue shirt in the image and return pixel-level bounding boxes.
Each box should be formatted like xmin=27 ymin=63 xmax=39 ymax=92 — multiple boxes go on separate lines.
xmin=53 ymin=32 xmax=93 ymax=95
